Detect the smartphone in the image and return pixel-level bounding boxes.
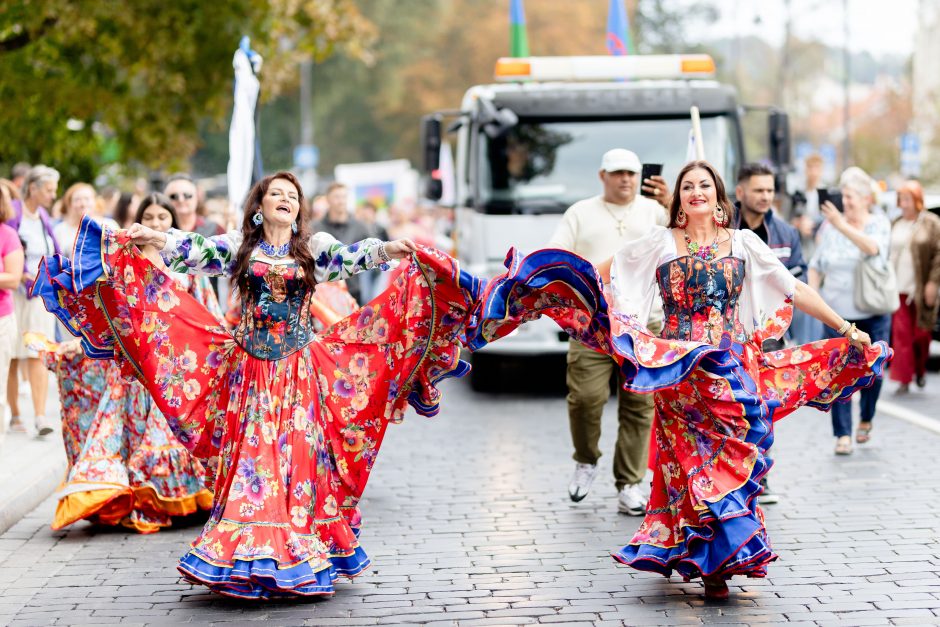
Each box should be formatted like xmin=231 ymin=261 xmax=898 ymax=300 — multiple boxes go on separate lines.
xmin=817 ymin=188 xmax=844 ymax=212
xmin=640 ymin=163 xmax=664 ymax=197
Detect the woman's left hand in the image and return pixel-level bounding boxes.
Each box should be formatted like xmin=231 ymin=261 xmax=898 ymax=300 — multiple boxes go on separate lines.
xmin=384 ymin=238 xmax=418 ymax=260
xmin=848 ymin=327 xmax=872 ymax=350
xmin=57 ymin=339 xmax=83 ymax=357
xmin=820 ymin=201 xmax=847 ymax=230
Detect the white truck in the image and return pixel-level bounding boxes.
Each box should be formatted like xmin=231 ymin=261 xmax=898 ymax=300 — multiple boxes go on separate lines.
xmin=421 ymin=55 xmax=791 ymax=390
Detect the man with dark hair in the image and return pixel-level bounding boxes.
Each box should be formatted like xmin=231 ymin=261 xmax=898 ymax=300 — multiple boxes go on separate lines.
xmin=734 ymin=163 xmax=806 ymax=280
xmin=732 ymin=162 xmax=806 ymax=505
xmin=312 ymin=182 xmax=372 ymax=304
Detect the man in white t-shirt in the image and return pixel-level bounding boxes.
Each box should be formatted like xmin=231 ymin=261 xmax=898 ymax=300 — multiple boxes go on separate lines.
xmin=549 ymin=149 xmax=668 ymax=515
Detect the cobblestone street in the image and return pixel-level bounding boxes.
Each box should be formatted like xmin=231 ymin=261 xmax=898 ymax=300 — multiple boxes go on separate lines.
xmin=2 ymin=376 xmax=940 ymax=625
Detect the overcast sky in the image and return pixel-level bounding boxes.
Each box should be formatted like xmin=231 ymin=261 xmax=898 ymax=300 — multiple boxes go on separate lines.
xmin=700 ymin=0 xmax=919 ymax=57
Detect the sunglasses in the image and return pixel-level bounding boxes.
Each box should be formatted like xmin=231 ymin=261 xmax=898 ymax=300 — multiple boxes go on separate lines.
xmin=169 ymin=192 xmax=194 ymax=201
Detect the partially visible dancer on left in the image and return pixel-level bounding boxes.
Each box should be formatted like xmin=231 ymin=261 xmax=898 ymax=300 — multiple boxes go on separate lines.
xmin=48 ymin=193 xmax=217 ymax=533
xmin=7 ymin=165 xmax=61 ymax=436
xmin=889 ymin=180 xmax=940 ymax=395
xmin=43 ymin=183 xmax=112 ymax=470
xmin=0 ymin=180 xmax=25 ymax=450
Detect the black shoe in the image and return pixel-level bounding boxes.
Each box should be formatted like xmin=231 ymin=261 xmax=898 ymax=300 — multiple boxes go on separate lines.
xmin=916 ymin=375 xmax=927 ymax=388
xmin=758 ymin=478 xmax=778 ymax=505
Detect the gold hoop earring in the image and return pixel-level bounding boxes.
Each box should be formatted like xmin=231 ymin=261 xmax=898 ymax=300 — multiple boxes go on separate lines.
xmin=676 ymin=208 xmax=688 ymax=228
xmin=712 ymin=206 xmax=725 ymax=227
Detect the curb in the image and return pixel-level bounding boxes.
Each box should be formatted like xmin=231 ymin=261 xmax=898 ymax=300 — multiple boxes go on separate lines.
xmin=877 ymin=399 xmax=940 ymax=436
xmin=0 ymin=457 xmax=64 ymax=536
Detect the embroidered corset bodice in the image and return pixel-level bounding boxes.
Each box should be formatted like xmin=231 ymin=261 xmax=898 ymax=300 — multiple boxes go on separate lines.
xmin=234 ymin=260 xmax=317 ymax=360
xmin=656 ymin=256 xmax=747 ymax=344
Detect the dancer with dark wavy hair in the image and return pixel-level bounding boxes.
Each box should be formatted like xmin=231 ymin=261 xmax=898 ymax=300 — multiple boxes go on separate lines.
xmin=465 ymin=160 xmax=891 ymax=600
xmin=35 ymin=171 xmax=478 ymax=598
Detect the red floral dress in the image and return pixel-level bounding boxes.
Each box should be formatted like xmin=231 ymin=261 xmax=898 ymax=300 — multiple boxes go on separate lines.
xmin=33 ymin=217 xmax=478 ymax=598
xmin=465 ymin=227 xmax=891 ymax=582
xmin=50 ymin=271 xmax=221 ymax=534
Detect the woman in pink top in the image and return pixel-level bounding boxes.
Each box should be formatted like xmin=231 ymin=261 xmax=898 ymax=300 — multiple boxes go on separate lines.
xmin=0 ymin=180 xmax=25 ymax=448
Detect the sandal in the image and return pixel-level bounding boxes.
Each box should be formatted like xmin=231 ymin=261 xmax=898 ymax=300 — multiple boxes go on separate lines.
xmin=856 ymin=422 xmax=872 ymax=444
xmin=703 ymin=576 xmax=729 ymax=600
xmin=834 ymin=436 xmax=853 ymax=455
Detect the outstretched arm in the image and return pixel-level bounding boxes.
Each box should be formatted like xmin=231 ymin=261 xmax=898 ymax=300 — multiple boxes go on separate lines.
xmin=596 ymin=257 xmax=613 ymax=284
xmin=308 ymin=232 xmax=417 ymax=283
xmin=793 ymin=281 xmax=871 ymax=348
xmin=126 ymin=223 xmax=241 ymax=277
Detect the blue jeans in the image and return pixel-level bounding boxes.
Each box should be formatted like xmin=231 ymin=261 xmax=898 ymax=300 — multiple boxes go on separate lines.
xmin=823 ymin=314 xmax=891 ymax=437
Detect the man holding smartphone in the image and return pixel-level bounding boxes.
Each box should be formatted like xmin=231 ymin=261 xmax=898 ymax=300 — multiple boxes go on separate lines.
xmin=733 ymin=162 xmax=807 ymax=505
xmin=548 ymin=149 xmax=669 ymax=515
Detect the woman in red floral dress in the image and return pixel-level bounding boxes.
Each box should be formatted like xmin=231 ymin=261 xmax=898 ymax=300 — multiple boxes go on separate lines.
xmin=37 ymin=172 xmax=478 ymax=598
xmin=46 ymin=194 xmax=219 ymax=533
xmin=465 ymin=161 xmax=890 ymax=600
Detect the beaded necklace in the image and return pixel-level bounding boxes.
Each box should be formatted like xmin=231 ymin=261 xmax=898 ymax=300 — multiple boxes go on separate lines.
xmin=683 ymin=229 xmax=720 ymax=261
xmin=258 ymin=240 xmax=291 ymax=258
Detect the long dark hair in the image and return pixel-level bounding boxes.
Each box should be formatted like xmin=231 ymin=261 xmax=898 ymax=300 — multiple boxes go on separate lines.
xmin=232 ymin=172 xmax=318 ymax=295
xmin=667 ymin=160 xmax=735 ymax=228
xmin=134 ymin=193 xmax=178 ymax=229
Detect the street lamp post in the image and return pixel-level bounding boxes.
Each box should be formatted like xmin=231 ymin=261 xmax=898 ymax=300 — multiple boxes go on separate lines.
xmin=842 ymin=0 xmax=851 ymax=171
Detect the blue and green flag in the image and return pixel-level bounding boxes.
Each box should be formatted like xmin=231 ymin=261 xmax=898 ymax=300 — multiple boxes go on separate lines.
xmin=606 ymin=0 xmax=636 ymax=55
xmin=510 ymin=0 xmax=530 ymax=57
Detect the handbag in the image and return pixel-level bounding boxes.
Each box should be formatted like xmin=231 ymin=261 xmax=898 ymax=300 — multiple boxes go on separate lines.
xmin=854 ymin=252 xmax=900 ymax=315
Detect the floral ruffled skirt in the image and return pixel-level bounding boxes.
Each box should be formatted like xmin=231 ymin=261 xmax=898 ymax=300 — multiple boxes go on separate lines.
xmin=33 ymin=218 xmax=480 ymax=598
xmin=465 ymin=248 xmax=891 ymax=581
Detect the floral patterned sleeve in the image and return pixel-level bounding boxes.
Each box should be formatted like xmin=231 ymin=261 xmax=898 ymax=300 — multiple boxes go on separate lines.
xmin=310 ymin=231 xmax=394 ymax=283
xmin=159 ymin=229 xmax=244 ymax=277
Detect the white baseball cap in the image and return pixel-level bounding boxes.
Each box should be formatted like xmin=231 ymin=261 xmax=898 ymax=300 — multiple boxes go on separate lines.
xmin=600 ymin=149 xmax=641 ymax=173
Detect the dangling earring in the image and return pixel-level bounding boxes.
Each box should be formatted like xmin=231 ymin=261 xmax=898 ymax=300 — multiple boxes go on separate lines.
xmin=676 ymin=208 xmax=688 ymax=228
xmin=713 ymin=206 xmax=725 ymax=227
xmin=252 ymin=211 xmax=263 ymax=226
xmin=291 ymin=220 xmax=298 ymax=234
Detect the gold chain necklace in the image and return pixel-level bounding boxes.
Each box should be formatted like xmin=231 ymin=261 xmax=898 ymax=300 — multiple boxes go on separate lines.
xmin=602 ymin=200 xmax=629 ymax=236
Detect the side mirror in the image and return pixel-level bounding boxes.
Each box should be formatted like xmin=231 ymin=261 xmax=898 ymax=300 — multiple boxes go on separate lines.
xmin=768 ymin=110 xmax=791 ymax=169
xmin=421 ymin=114 xmax=442 ymax=174
xmin=421 ymin=114 xmax=443 ymax=201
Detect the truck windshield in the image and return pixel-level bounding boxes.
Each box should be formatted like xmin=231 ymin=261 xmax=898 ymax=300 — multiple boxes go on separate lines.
xmin=478 ymin=116 xmax=739 ymax=214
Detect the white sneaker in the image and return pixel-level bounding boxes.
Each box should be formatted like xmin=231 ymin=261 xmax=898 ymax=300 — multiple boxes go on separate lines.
xmin=568 ymin=462 xmax=598 ymax=502
xmin=617 ymin=483 xmax=647 ymax=516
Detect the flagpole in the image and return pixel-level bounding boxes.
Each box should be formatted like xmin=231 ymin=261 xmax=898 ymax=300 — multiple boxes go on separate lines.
xmin=690 ymin=106 xmax=705 ymax=161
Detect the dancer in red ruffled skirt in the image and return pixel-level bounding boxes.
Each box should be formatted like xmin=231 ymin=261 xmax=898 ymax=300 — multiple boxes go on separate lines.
xmin=35 ymin=172 xmax=479 ymax=598
xmin=465 ymin=161 xmax=891 ymax=600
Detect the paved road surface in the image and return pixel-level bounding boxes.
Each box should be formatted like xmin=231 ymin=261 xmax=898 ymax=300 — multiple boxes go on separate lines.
xmin=1 ymin=375 xmax=939 ymax=625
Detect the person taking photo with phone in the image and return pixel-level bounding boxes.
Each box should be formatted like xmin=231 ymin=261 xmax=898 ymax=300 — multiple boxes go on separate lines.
xmin=808 ymin=167 xmax=893 ymax=455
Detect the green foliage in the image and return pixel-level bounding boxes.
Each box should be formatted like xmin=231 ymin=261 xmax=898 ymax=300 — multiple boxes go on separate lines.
xmin=0 ymin=0 xmax=373 ymax=186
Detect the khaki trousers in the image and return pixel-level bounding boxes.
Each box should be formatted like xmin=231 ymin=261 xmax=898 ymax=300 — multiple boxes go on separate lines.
xmin=566 ymin=339 xmax=655 ymax=489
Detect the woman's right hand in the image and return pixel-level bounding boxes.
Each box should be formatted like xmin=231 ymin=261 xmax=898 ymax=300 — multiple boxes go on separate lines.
xmin=820 ymin=201 xmax=846 ymax=231
xmin=125 ymin=223 xmax=167 ymax=249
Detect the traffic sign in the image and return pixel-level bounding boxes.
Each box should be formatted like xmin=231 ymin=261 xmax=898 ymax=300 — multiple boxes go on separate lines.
xmin=293 ymin=144 xmax=319 ymax=170
xmin=900 ymin=132 xmax=921 ymax=177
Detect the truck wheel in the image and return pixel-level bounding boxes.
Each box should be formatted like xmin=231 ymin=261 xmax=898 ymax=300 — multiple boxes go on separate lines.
xmin=468 ymin=353 xmax=500 ymax=392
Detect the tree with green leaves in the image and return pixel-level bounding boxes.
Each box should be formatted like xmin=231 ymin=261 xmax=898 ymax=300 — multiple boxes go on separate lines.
xmin=0 ymin=0 xmax=374 ymax=186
